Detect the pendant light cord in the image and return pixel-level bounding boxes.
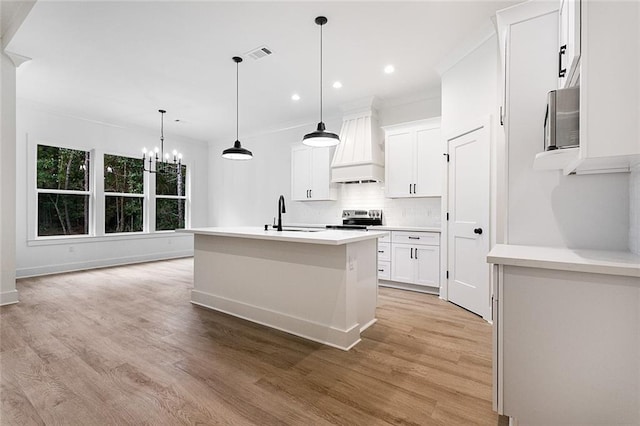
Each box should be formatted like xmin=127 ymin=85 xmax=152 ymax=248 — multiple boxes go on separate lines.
xmin=319 ymin=22 xmax=323 ymax=123
xmin=236 ymin=60 xmax=239 ymax=141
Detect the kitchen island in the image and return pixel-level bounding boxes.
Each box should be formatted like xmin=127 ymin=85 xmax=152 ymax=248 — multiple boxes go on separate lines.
xmin=180 ymin=227 xmax=388 ymax=350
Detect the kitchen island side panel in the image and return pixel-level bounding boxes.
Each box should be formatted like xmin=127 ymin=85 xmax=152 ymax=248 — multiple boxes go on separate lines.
xmin=190 ymin=234 xmax=378 ymax=350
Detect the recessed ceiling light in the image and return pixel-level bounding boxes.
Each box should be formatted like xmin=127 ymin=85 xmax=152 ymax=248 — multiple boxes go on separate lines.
xmin=291 ymin=93 xmax=301 ymax=101
xmin=384 ymin=64 xmax=395 ymax=74
xmin=333 ymin=81 xmax=342 ymax=89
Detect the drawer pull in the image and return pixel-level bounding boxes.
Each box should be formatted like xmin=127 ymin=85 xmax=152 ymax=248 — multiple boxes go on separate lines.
xmin=378 ymin=250 xmax=384 ymax=253
xmin=378 ymin=269 xmax=384 ymax=272
xmin=408 ymin=236 xmax=420 ymax=240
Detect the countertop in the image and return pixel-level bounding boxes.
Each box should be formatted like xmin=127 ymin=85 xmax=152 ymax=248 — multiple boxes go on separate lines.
xmin=369 ymin=225 xmax=441 ymax=233
xmin=487 ymin=244 xmax=640 ymax=278
xmin=179 ymin=227 xmax=388 ymax=246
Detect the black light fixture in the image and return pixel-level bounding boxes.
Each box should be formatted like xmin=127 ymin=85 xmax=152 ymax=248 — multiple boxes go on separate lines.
xmin=222 ymin=56 xmax=253 ymax=160
xmin=142 ymin=109 xmax=183 ymax=174
xmin=303 ymin=16 xmax=340 ymax=147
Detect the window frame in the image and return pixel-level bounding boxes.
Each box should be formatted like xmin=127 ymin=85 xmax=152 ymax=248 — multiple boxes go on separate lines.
xmin=27 ymin=136 xmax=191 ymax=244
xmin=153 ymin=163 xmax=189 ymax=232
xmin=34 ymin=142 xmax=93 ymax=239
xmin=103 ymin=152 xmax=145 ymax=235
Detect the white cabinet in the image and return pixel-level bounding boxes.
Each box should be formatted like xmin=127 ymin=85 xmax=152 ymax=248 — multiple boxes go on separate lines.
xmin=533 ymin=0 xmax=640 ymax=174
xmin=390 ymin=231 xmax=440 ymax=288
xmin=383 ymin=119 xmax=443 ymax=198
xmin=291 ymin=146 xmax=337 ymax=201
xmin=377 ymin=233 xmax=391 ymax=280
xmin=558 ymin=0 xmax=581 ymax=88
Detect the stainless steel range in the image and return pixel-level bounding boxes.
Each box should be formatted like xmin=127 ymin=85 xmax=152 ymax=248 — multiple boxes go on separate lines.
xmin=325 ymin=209 xmax=383 ymax=230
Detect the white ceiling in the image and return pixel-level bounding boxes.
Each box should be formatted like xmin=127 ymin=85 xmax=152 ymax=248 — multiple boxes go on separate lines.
xmin=7 ymin=0 xmax=518 ymax=143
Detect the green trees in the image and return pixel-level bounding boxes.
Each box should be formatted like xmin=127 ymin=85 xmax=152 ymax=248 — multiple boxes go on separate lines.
xmin=104 ymin=154 xmax=144 ymax=233
xmin=37 ymin=145 xmax=187 ymax=237
xmin=37 ymin=145 xmax=90 ymax=236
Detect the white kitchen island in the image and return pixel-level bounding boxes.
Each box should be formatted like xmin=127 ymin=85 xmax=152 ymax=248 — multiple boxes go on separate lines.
xmin=180 ymin=227 xmax=388 ymax=350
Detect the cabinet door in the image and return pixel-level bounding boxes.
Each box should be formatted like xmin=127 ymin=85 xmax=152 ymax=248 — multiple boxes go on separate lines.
xmin=309 ymin=147 xmax=333 ymax=200
xmin=391 ymin=244 xmax=414 ymax=284
xmin=558 ymin=0 xmax=581 ymax=88
xmin=291 ymin=147 xmax=311 ymax=201
xmin=385 ymin=131 xmax=414 ymax=198
xmin=414 ymin=127 xmax=443 ymax=197
xmin=414 ymin=246 xmax=440 ymax=287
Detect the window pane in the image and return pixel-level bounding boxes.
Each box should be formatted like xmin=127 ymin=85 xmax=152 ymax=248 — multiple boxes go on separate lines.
xmin=105 ymin=196 xmax=143 ymax=233
xmin=156 ymin=165 xmax=186 ymax=196
xmin=38 ymin=193 xmax=89 ymax=236
xmin=104 ymin=155 xmax=143 ymax=194
xmin=37 ymin=145 xmax=90 ymax=191
xmin=156 ymin=198 xmax=185 ymax=230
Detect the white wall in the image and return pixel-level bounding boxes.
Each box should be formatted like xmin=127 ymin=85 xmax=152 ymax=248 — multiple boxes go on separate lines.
xmin=1 ymin=51 xmax=19 ymax=304
xmin=504 ymin=10 xmax=628 ymax=251
xmin=208 ymin=98 xmax=442 ymax=228
xmin=630 ymin=165 xmax=640 ymax=254
xmin=15 ymin=101 xmax=210 ymax=277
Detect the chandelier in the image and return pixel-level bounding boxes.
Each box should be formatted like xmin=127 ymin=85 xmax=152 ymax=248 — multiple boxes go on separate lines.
xmin=142 ymin=109 xmax=183 ymax=173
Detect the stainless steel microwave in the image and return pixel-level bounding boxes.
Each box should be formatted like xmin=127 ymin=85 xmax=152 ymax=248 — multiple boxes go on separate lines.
xmin=544 ymin=86 xmax=579 ymax=151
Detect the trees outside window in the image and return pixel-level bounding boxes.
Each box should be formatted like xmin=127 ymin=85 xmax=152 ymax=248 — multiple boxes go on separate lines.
xmin=104 ymin=154 xmax=144 ymax=233
xmin=37 ymin=145 xmax=90 ymax=236
xmin=155 ymin=164 xmax=187 ymax=231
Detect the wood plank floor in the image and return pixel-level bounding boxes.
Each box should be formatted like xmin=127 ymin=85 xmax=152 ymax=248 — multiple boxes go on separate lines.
xmin=1 ymin=258 xmax=497 ymax=425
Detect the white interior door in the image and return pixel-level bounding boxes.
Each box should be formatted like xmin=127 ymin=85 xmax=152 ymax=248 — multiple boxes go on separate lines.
xmin=447 ymin=125 xmax=490 ymax=319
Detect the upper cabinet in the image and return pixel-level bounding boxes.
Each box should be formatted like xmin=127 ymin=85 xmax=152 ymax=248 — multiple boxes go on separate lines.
xmin=291 ymin=145 xmax=337 ymax=201
xmin=558 ymin=0 xmax=581 ymax=88
xmin=383 ymin=118 xmax=443 ymax=198
xmin=533 ymin=0 xmax=640 ymax=174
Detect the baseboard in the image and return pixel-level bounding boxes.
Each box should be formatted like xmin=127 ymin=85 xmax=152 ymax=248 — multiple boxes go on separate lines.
xmin=191 ymin=290 xmax=362 ymax=351
xmin=0 ymin=290 xmax=19 ymax=306
xmin=379 ymin=280 xmax=440 ymax=295
xmin=16 ymin=250 xmax=193 ymax=278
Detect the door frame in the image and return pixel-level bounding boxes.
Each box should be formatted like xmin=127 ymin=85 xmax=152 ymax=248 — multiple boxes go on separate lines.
xmin=440 ymin=115 xmax=496 ymax=323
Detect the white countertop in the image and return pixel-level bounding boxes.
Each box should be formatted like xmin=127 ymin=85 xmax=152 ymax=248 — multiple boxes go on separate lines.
xmin=180 ymin=227 xmax=388 ymax=246
xmin=487 ymin=244 xmax=640 ymax=278
xmin=369 ymin=225 xmax=441 ymax=233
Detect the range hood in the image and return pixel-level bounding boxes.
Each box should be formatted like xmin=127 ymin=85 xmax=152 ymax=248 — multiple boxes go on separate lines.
xmin=330 ymin=108 xmax=384 ymax=183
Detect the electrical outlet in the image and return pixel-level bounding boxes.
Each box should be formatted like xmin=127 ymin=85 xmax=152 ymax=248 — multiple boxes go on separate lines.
xmin=68 ymin=246 xmax=75 ymax=253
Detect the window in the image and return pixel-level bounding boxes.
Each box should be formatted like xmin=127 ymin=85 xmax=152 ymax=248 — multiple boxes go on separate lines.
xmin=104 ymin=154 xmax=144 ymax=233
xmin=155 ymin=165 xmax=187 ymax=230
xmin=37 ymin=144 xmax=91 ymax=236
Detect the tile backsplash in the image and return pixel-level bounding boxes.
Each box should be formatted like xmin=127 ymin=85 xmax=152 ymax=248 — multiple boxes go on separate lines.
xmin=288 ymin=182 xmax=441 ymax=227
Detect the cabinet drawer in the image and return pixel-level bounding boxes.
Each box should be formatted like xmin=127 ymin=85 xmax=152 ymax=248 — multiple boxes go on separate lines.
xmin=377 ymin=261 xmax=390 ymax=280
xmin=377 ymin=242 xmax=391 ymax=261
xmin=392 ymin=231 xmax=440 ymax=246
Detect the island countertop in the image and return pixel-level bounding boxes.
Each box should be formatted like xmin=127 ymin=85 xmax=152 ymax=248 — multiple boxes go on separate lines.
xmin=179 ymin=227 xmax=388 ymax=246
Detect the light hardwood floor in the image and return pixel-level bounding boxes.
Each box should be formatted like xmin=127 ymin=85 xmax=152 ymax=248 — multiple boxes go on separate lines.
xmin=1 ymin=258 xmax=497 ymax=425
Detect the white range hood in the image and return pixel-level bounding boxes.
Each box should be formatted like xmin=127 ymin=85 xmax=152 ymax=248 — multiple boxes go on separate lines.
xmin=330 ymin=108 xmax=384 ymax=183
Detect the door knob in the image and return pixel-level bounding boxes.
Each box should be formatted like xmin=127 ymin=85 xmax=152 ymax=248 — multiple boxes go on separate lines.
xmin=474 ymin=228 xmax=483 ymax=235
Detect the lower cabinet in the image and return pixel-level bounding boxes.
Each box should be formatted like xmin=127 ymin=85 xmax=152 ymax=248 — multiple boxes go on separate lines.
xmin=377 ymin=230 xmax=440 ymax=293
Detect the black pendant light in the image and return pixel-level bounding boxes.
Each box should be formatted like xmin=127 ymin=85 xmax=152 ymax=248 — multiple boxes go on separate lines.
xmin=303 ymin=16 xmax=340 ymax=147
xmin=222 ymin=56 xmax=253 ymax=160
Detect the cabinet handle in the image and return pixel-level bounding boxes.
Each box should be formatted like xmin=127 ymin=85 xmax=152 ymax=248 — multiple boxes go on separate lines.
xmin=309 ymin=189 xmax=312 ymax=198
xmin=378 ymin=250 xmax=384 ymax=253
xmin=409 ymin=183 xmax=412 ymax=194
xmin=410 ymin=248 xmax=413 ymax=259
xmin=378 ymin=269 xmax=384 ymax=272
xmin=559 ymin=44 xmax=567 ymax=78
xmin=413 ymin=183 xmax=416 ymax=194
xmin=415 ymin=248 xmax=418 ymax=259
xmin=408 ymin=236 xmax=420 ymax=240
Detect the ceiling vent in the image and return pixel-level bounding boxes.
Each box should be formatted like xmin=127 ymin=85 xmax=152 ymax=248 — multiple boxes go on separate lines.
xmin=245 ymin=46 xmax=273 ymax=60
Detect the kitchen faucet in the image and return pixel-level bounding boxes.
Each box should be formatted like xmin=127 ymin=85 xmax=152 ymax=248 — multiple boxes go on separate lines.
xmin=277 ymin=195 xmax=286 ymax=231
